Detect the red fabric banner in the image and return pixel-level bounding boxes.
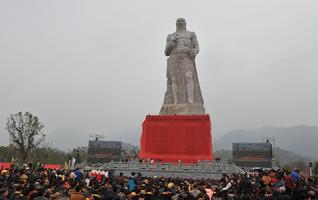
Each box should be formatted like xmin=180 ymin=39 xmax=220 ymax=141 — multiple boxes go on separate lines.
xmin=0 ymin=162 xmax=11 ymax=169
xmin=139 ymin=114 xmax=213 ymax=163
xmin=44 ymin=164 xmax=61 ymax=169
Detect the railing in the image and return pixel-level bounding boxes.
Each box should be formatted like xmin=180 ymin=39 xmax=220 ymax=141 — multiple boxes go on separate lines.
xmin=96 ymin=161 xmax=245 ymax=178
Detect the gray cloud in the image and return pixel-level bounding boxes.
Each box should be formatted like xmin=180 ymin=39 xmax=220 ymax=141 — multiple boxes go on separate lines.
xmin=1 ymin=0 xmax=317 ymax=150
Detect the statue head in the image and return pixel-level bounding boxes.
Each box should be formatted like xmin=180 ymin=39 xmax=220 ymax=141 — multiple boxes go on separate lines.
xmin=176 ymin=18 xmax=186 ymax=31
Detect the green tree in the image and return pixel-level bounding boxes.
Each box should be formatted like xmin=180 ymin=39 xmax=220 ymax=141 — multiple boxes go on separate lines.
xmin=6 ymin=112 xmax=45 ymax=163
xmin=0 ymin=145 xmax=19 ymax=162
xmin=71 ymin=147 xmax=87 ymax=164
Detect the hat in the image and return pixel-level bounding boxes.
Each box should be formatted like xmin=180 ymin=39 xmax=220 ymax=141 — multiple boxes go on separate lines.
xmin=1 ymin=170 xmax=8 ymax=175
xmin=265 ymin=190 xmax=272 ymax=197
xmin=36 ymin=185 xmax=45 ymax=191
xmin=279 ymin=187 xmax=286 ymax=192
xmin=130 ymin=192 xmax=137 ymax=196
xmin=168 ymin=182 xmax=174 ymax=189
xmin=49 ymin=192 xmax=62 ymax=199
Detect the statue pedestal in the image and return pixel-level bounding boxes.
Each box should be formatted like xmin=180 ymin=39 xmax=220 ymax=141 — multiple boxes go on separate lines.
xmin=159 ymin=103 xmax=206 ymax=115
xmin=139 ymin=114 xmax=213 ymax=163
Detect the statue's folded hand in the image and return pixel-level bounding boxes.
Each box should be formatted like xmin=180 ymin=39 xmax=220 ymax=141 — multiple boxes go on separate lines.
xmin=189 ymin=49 xmax=196 ymax=58
xmin=171 ymin=33 xmax=179 ymax=41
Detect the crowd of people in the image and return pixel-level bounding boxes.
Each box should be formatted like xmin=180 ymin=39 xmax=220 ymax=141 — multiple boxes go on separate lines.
xmin=0 ymin=164 xmax=317 ymax=200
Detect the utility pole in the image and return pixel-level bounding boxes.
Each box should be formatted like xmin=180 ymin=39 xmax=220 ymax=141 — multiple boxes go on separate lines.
xmin=308 ymin=162 xmax=313 ymax=176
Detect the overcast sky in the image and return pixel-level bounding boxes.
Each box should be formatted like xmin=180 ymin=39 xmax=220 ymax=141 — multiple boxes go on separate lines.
xmin=1 ymin=0 xmax=317 ymax=151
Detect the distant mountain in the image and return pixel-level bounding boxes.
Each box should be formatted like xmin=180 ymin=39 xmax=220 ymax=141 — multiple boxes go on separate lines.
xmin=215 ymin=125 xmax=318 ymax=159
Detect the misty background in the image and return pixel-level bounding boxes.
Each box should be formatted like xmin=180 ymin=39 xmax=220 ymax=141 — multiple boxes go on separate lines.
xmin=1 ymin=1 xmax=317 ymax=152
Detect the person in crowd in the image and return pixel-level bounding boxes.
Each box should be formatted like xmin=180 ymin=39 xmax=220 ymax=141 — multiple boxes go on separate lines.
xmin=284 ymin=171 xmax=294 ymax=195
xmin=128 ymin=173 xmax=136 ymax=192
xmin=291 ymin=169 xmax=301 ymax=183
xmin=70 ymin=185 xmax=85 ymax=200
xmin=204 ymin=185 xmax=213 ymax=200
xmin=33 ymin=186 xmax=47 ymax=200
xmin=0 ymin=188 xmax=9 ymax=200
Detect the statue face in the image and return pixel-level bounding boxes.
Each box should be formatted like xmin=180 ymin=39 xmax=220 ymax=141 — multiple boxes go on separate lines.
xmin=176 ymin=18 xmax=186 ymax=28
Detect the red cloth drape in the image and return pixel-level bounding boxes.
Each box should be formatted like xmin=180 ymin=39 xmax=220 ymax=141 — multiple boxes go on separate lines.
xmin=139 ymin=115 xmax=213 ymax=163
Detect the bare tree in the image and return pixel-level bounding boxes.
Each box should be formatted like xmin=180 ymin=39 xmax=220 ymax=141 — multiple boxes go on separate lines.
xmin=6 ymin=112 xmax=45 ymax=163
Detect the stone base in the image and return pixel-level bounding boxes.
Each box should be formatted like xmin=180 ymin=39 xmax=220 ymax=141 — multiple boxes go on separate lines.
xmin=139 ymin=114 xmax=213 ymax=163
xmin=159 ymin=103 xmax=205 ymax=115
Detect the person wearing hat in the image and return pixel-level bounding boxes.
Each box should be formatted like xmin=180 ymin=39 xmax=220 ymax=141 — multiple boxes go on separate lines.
xmin=127 ymin=192 xmax=137 ymax=200
xmin=0 ymin=171 xmax=8 ymax=176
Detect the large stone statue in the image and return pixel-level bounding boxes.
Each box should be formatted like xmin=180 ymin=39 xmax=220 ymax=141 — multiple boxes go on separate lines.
xmin=160 ymin=18 xmax=205 ymax=115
